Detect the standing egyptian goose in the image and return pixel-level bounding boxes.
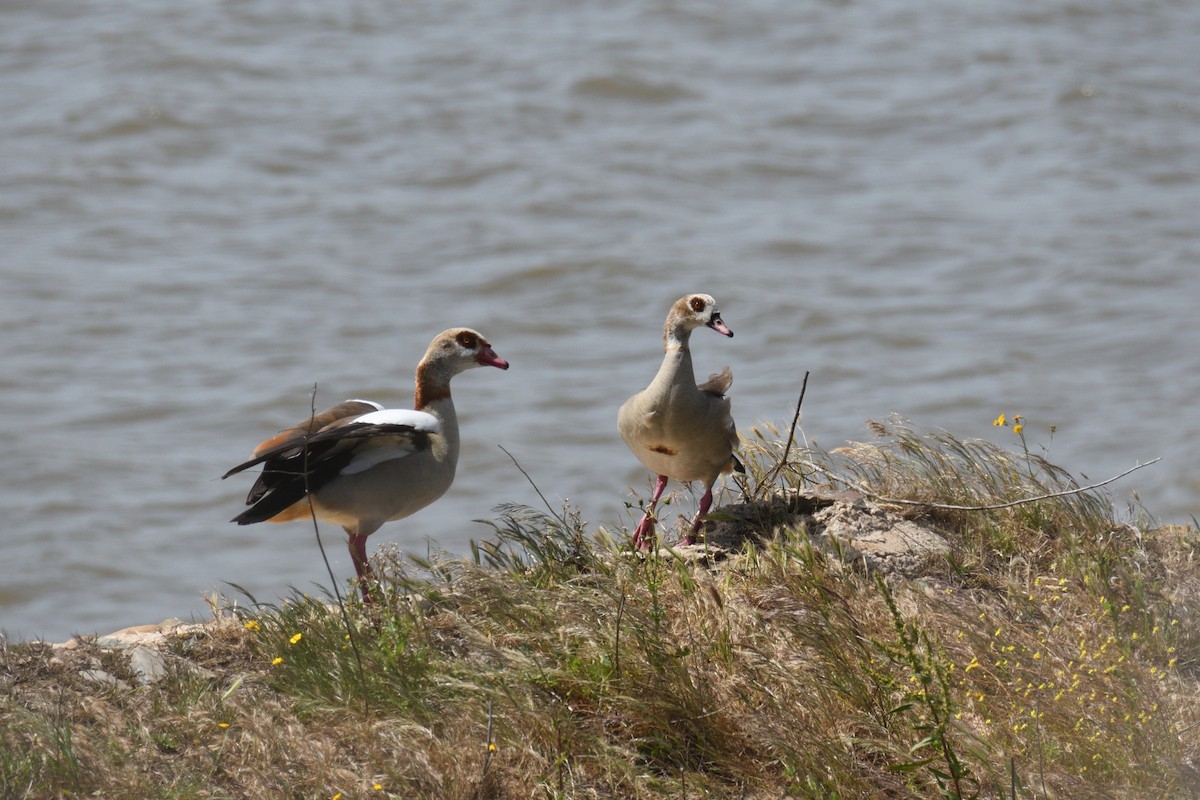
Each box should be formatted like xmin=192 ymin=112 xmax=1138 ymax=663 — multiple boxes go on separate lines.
xmin=618 ymin=294 xmax=742 ymax=548
xmin=223 ymin=328 xmax=508 ymax=600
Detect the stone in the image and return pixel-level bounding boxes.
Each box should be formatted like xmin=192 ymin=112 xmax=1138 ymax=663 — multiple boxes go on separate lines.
xmin=79 ymin=669 xmax=131 ymax=691
xmin=96 ymin=618 xmax=191 ymax=649
xmin=127 ymin=646 xmax=168 ymax=684
xmin=812 ymin=501 xmax=950 ymax=577
xmin=691 ymin=489 xmax=949 ymax=578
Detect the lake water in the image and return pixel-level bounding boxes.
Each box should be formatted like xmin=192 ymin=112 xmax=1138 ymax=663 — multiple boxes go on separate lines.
xmin=3 ymin=0 xmax=1198 ymax=643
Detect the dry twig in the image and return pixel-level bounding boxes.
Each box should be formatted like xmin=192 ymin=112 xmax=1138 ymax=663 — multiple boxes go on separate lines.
xmin=802 ymin=457 xmax=1162 ymax=512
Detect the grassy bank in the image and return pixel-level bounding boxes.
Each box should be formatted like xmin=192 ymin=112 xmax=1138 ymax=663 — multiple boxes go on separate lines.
xmin=3 ymin=418 xmax=1197 ymax=798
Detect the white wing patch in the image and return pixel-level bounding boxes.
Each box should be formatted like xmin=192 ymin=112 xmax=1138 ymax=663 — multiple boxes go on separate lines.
xmin=353 ymin=408 xmax=440 ymax=432
xmin=338 ymin=409 xmax=441 ymax=476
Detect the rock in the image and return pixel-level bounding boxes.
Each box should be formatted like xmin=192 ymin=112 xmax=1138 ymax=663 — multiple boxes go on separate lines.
xmin=44 ymin=616 xmax=241 ymax=687
xmin=127 ymin=646 xmax=168 ymax=684
xmin=812 ymin=501 xmax=950 ymax=577
xmin=80 ymin=669 xmax=131 ymax=691
xmin=692 ymin=489 xmax=949 ymax=577
xmin=96 ymin=618 xmax=192 ymax=649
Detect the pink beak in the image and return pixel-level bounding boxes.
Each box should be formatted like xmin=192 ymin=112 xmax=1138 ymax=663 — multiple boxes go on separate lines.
xmin=707 ymin=316 xmax=733 ymax=337
xmin=477 ymin=344 xmax=510 ymax=370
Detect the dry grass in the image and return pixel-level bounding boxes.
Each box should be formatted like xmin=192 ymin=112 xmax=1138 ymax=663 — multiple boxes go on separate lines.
xmin=3 ymin=417 xmax=1198 ymax=798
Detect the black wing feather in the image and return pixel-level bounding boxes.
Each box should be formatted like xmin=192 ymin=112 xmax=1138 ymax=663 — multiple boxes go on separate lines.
xmin=224 ymin=422 xmax=430 ymax=525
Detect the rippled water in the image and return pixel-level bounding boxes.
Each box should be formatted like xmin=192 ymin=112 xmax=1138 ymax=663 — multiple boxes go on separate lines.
xmin=3 ymin=0 xmax=1198 ymax=642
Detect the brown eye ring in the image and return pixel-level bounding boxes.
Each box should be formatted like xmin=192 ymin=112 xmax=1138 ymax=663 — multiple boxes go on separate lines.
xmin=456 ymin=331 xmax=478 ymax=349
xmin=689 ymin=296 xmax=706 ymax=313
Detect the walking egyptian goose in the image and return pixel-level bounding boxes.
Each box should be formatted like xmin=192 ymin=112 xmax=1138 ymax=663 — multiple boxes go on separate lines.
xmin=223 ymin=328 xmax=508 ymax=600
xmin=618 ymin=294 xmax=742 ymax=548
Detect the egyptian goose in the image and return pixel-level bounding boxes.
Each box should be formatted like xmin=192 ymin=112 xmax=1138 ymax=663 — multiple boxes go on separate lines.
xmin=618 ymin=294 xmax=742 ymax=548
xmin=223 ymin=328 xmax=508 ymax=600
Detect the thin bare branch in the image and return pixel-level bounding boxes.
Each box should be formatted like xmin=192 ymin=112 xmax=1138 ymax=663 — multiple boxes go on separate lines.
xmin=802 ymin=457 xmax=1161 ymax=512
xmin=499 ymin=444 xmax=569 ymax=529
xmin=301 ymin=384 xmax=369 ymax=715
xmin=762 ymin=371 xmax=810 ymax=491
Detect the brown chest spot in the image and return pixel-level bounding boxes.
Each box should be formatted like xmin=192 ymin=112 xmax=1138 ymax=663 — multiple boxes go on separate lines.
xmin=649 ymin=444 xmax=677 ymax=456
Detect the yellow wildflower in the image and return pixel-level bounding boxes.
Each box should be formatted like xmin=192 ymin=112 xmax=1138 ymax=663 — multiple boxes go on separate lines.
xmin=993 ymin=413 xmax=1006 ymax=427
xmin=218 ymin=722 xmax=230 ymax=729
xmin=244 ymin=620 xmax=260 ymax=632
xmin=1013 ymin=423 xmax=1023 ymax=435
xmin=289 ymin=633 xmax=303 ymax=645
xmin=271 ymin=657 xmax=283 ymax=666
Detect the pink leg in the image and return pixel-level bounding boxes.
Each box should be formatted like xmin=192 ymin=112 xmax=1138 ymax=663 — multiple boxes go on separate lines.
xmin=632 ymin=475 xmax=669 ymax=550
xmin=347 ymin=531 xmax=375 ymax=603
xmin=682 ymin=486 xmax=714 ymax=546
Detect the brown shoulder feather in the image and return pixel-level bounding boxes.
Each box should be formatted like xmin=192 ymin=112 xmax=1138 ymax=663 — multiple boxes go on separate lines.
xmin=251 ymin=399 xmax=381 ymax=457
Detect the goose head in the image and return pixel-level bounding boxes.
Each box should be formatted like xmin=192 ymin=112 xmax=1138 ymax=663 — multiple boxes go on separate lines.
xmin=422 ymin=327 xmax=509 ymax=373
xmin=664 ymin=294 xmax=733 ymax=345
